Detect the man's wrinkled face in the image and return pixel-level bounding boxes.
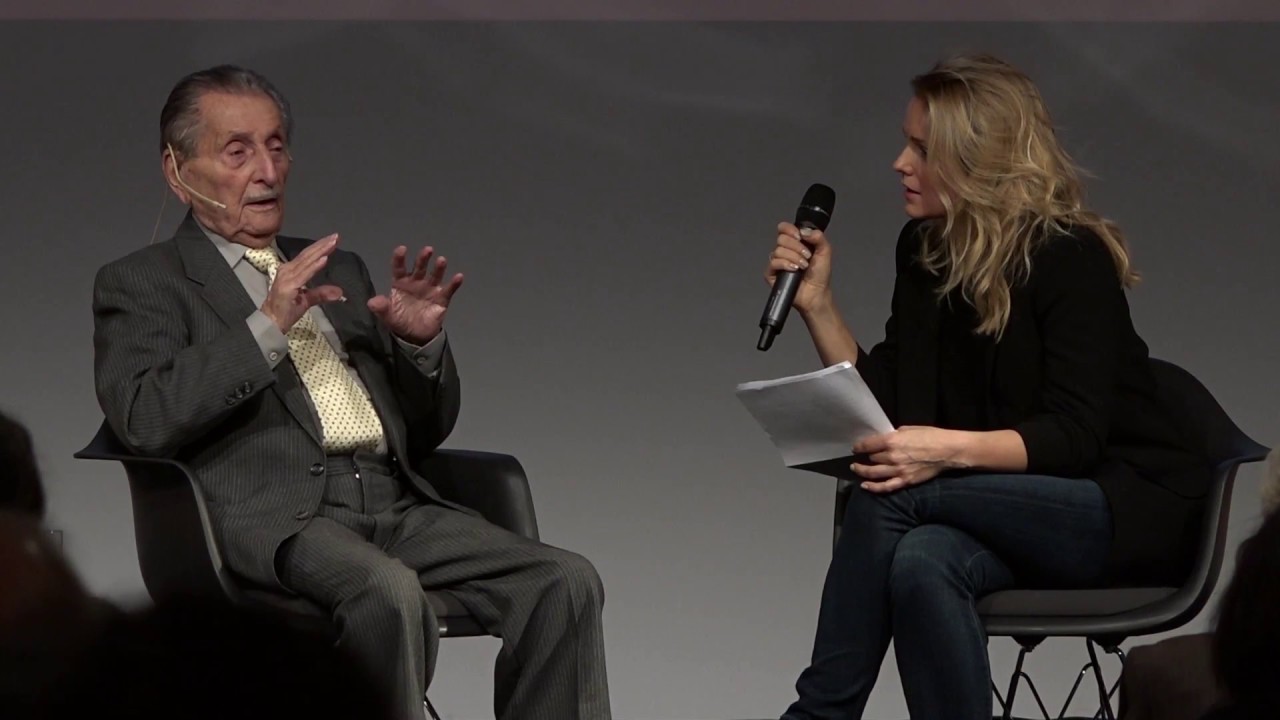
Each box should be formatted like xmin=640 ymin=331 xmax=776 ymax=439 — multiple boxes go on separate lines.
xmin=164 ymin=91 xmax=290 ymax=247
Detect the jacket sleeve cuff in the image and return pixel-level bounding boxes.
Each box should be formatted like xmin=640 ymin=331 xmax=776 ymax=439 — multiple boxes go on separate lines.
xmin=394 ymin=330 xmax=447 ymax=377
xmin=246 ymin=311 xmax=289 ymax=369
xmin=1014 ymin=417 xmax=1073 ymax=477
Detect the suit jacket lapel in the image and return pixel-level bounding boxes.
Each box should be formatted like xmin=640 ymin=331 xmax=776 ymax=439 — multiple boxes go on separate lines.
xmin=175 ymin=215 xmax=257 ymax=329
xmin=176 ymin=216 xmax=322 ymax=447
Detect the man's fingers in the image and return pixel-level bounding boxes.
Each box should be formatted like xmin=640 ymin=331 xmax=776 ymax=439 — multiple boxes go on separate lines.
xmin=290 ymin=233 xmax=339 ymax=266
xmin=411 ymin=246 xmax=435 ymax=280
xmin=366 ymin=294 xmax=391 ymax=316
xmin=390 ymin=245 xmax=410 ymax=279
xmin=427 ymin=256 xmax=447 ymax=286
xmin=277 ymin=238 xmax=335 ymax=285
xmin=280 ymin=253 xmax=329 ymax=290
xmin=303 ymin=284 xmax=345 ymax=307
xmin=439 ymin=273 xmax=464 ymax=300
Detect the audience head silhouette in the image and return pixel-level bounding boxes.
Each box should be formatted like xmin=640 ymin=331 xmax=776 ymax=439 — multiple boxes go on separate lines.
xmin=1212 ymin=509 xmax=1280 ymax=716
xmin=0 ymin=410 xmax=45 ymax=517
xmin=36 ymin=597 xmax=394 ymax=720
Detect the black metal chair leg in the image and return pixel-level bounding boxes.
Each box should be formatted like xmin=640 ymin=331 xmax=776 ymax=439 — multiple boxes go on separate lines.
xmin=993 ymin=664 xmax=1051 ymax=720
xmin=1059 ymin=660 xmax=1096 ymax=718
xmin=1087 ymin=645 xmax=1126 ymax=718
xmin=1085 ymin=640 xmax=1116 ymax=720
xmin=1104 ymin=646 xmax=1126 ymax=707
xmin=1001 ymin=644 xmax=1031 ymax=720
xmin=425 ymin=697 xmax=443 ymax=720
xmin=1018 ymin=670 xmax=1051 ymax=720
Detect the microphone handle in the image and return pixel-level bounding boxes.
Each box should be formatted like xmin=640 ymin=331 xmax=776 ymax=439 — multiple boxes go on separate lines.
xmin=756 ymin=221 xmax=816 ymax=351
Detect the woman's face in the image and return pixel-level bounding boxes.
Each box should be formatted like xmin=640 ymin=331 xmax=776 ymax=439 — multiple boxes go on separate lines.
xmin=893 ymin=96 xmax=946 ymax=219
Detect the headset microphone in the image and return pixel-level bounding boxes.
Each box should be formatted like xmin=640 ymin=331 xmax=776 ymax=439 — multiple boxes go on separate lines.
xmin=166 ymin=142 xmax=228 ymax=209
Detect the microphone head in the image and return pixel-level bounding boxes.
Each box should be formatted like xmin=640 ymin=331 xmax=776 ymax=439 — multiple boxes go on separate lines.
xmin=796 ymin=183 xmax=836 ymax=231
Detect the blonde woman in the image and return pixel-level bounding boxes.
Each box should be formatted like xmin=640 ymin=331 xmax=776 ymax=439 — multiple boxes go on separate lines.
xmin=768 ymin=55 xmax=1211 ymax=719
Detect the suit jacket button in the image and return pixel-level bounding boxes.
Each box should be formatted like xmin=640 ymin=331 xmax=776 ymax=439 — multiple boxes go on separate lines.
xmin=309 ymin=463 xmax=325 ymax=476
xmin=242 ymin=382 xmax=253 ymax=393
xmin=225 ymin=397 xmax=236 ymax=405
xmin=295 ymin=510 xmax=311 ymax=521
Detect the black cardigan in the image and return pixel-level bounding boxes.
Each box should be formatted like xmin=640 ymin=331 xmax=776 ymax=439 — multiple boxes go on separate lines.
xmin=855 ymin=220 xmax=1211 ymax=586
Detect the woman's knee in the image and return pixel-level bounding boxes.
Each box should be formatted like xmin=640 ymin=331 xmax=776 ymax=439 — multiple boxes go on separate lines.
xmin=841 ymin=484 xmax=913 ymax=526
xmin=888 ymin=526 xmax=984 ymax=604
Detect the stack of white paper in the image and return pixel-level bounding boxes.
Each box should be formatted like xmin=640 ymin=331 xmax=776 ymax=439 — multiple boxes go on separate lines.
xmin=735 ymin=361 xmax=894 ymax=467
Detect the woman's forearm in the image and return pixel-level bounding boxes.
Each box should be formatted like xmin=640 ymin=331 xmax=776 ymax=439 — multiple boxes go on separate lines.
xmin=801 ymin=297 xmax=861 ymax=368
xmin=953 ymin=429 xmax=1029 ymax=473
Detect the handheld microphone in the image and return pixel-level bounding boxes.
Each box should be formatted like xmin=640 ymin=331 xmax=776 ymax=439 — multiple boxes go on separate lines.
xmin=166 ymin=143 xmax=228 ymax=209
xmin=757 ymin=183 xmax=836 ymax=351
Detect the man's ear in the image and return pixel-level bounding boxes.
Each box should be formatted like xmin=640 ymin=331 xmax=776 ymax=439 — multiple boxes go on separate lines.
xmin=162 ymin=145 xmax=191 ymax=205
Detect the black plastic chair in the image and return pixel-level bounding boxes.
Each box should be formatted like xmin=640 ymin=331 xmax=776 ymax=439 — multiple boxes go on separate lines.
xmin=830 ymin=359 xmax=1268 ymax=719
xmin=76 ymin=420 xmax=540 ymax=720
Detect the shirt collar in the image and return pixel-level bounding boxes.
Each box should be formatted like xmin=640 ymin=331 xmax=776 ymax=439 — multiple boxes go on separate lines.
xmin=194 ymin=217 xmax=281 ymax=269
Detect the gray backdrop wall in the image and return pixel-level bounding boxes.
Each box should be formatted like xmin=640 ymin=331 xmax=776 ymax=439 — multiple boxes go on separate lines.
xmin=1 ymin=18 xmax=1277 ymax=720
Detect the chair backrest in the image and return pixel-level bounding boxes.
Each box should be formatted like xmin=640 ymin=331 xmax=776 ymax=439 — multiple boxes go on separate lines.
xmin=1145 ymin=359 xmax=1268 ymax=620
xmin=75 ymin=420 xmax=541 ymax=621
xmin=832 ymin=358 xmax=1269 ymax=588
xmin=1148 ymin=359 xmax=1268 ymax=470
xmin=74 ymin=421 xmax=244 ymax=604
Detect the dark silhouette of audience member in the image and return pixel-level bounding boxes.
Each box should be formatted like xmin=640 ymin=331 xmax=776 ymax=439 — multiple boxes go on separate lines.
xmin=0 ymin=412 xmax=394 ymax=718
xmin=0 ymin=410 xmax=45 ymax=517
xmin=1202 ymin=507 xmax=1280 ymax=719
xmin=34 ymin=597 xmax=394 ymax=720
xmin=0 ymin=412 xmax=99 ymax=716
xmin=0 ymin=511 xmax=100 ymax=717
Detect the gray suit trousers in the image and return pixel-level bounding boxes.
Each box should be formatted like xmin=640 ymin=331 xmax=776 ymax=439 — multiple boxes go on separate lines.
xmin=276 ymin=454 xmax=611 ymax=720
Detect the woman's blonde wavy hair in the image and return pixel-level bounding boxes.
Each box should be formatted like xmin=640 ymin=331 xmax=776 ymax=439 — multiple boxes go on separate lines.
xmin=911 ymin=54 xmax=1138 ymax=338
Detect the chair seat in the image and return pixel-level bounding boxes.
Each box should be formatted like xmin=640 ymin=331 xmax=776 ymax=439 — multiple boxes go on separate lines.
xmin=979 ymin=586 xmax=1181 ymax=639
xmin=425 ymin=591 xmax=487 ymax=637
xmin=977 ymin=587 xmax=1178 ymax=618
xmin=238 ymin=587 xmax=486 ymax=638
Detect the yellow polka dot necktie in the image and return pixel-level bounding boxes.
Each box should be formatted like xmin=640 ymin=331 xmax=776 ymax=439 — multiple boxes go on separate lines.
xmin=244 ymin=248 xmax=384 ymax=453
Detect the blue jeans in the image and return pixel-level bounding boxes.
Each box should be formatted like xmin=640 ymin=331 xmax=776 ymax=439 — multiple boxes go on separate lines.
xmin=782 ymin=474 xmax=1113 ymax=720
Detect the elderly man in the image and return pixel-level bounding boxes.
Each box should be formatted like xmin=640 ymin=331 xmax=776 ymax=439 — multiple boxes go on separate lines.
xmin=93 ymin=65 xmax=610 ymax=720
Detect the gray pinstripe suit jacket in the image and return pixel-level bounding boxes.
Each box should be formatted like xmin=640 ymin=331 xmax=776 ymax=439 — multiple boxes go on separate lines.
xmin=93 ymin=214 xmax=462 ymax=589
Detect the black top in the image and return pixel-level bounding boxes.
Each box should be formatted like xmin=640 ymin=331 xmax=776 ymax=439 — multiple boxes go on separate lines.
xmin=855 ymin=220 xmax=1212 ymax=585
xmin=935 ymin=292 xmax=992 ymax=431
